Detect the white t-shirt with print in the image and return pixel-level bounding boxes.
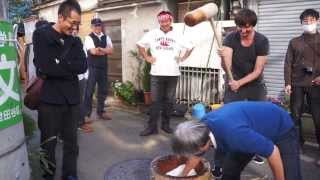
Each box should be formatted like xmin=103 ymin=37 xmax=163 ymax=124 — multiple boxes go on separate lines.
xmin=137 ymin=28 xmax=193 ymax=76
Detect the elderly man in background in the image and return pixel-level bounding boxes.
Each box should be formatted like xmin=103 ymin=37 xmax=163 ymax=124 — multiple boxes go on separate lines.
xmin=83 ymin=18 xmax=113 ymax=122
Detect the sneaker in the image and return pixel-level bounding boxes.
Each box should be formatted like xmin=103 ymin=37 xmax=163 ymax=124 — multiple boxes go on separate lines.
xmin=78 ymin=124 xmax=93 ymax=133
xmin=161 ymin=126 xmax=173 ymax=134
xmin=300 ymin=138 xmax=305 ymax=148
xmin=43 ymin=175 xmax=54 ymax=180
xmin=98 ymin=112 xmax=112 ymax=120
xmin=211 ymin=166 xmax=222 ymax=179
xmin=57 ymin=135 xmax=63 ymax=143
xmin=84 ymin=116 xmax=93 ymax=124
xmin=139 ymin=128 xmax=158 ymax=136
xmin=316 ymin=159 xmax=320 ymax=167
xmin=252 ymin=155 xmax=264 ymax=165
xmin=64 ymin=176 xmax=78 ymax=180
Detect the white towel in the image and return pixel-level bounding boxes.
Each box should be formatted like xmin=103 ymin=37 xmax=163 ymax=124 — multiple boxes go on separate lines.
xmin=166 ymin=164 xmax=197 ymax=177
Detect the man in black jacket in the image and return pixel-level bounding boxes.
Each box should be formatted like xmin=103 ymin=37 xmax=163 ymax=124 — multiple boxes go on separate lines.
xmin=33 ymin=0 xmax=87 ymax=179
xmin=284 ymin=9 xmax=320 ymax=150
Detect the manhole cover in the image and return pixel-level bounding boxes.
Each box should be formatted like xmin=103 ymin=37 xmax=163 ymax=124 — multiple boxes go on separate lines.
xmin=104 ymin=159 xmax=152 ymax=180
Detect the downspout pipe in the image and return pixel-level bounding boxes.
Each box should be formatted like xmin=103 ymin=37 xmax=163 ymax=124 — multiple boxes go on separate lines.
xmin=0 ymin=0 xmax=8 ymax=20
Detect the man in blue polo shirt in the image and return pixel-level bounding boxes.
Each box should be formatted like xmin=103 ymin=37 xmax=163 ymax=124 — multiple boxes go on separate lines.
xmin=172 ymin=101 xmax=301 ymax=180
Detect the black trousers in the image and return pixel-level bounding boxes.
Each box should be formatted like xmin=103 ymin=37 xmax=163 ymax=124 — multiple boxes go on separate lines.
xmin=290 ymin=86 xmax=320 ymax=146
xmin=147 ymin=76 xmax=178 ymax=130
xmin=84 ymin=67 xmax=108 ymax=116
xmin=224 ymin=83 xmax=267 ymax=103
xmin=38 ymin=102 xmax=79 ymax=178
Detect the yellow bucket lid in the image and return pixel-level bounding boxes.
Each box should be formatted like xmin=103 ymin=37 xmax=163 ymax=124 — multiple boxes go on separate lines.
xmin=211 ymin=104 xmax=222 ymax=110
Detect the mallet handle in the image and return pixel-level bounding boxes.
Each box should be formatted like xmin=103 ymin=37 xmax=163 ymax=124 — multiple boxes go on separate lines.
xmin=209 ymin=19 xmax=234 ymax=81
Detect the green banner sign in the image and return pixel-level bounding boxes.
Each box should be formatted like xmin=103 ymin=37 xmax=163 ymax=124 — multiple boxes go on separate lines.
xmin=0 ymin=21 xmax=22 ymax=129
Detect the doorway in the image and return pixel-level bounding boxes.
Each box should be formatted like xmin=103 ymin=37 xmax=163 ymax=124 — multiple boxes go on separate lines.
xmin=103 ymin=20 xmax=122 ymax=93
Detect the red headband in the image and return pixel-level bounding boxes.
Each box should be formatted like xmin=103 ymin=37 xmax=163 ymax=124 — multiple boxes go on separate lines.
xmin=157 ymin=12 xmax=173 ymax=22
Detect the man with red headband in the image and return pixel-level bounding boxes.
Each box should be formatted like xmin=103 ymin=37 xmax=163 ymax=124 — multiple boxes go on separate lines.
xmin=137 ymin=11 xmax=194 ymax=136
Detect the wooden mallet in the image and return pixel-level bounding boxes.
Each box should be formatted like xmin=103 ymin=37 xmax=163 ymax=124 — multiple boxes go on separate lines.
xmin=184 ymin=3 xmax=234 ymax=81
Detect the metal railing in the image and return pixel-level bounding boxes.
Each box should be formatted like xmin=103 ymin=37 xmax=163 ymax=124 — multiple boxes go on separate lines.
xmin=98 ymin=0 xmax=153 ymax=7
xmin=176 ymin=66 xmax=222 ymax=107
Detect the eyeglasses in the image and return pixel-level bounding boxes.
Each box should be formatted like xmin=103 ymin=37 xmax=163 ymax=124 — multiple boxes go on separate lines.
xmin=65 ymin=17 xmax=81 ymax=26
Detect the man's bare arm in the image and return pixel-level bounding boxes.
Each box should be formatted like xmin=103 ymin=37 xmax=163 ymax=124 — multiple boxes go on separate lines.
xmin=182 ymin=156 xmax=201 ymax=176
xmin=137 ymin=45 xmax=155 ymax=64
xmin=218 ymin=46 xmax=233 ymax=79
xmin=267 ymin=145 xmax=285 ymax=180
xmin=89 ymin=48 xmax=104 ymax=55
xmin=99 ymin=46 xmax=113 ymax=55
xmin=237 ymin=55 xmax=267 ymax=87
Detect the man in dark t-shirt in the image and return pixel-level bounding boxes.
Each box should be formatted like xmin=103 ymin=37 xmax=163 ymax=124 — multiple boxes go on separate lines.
xmin=216 ymin=9 xmax=270 ymax=176
xmin=218 ymin=9 xmax=269 ymax=103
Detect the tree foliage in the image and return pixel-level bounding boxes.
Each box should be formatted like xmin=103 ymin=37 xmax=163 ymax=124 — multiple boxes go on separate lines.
xmin=8 ymin=0 xmax=33 ymax=22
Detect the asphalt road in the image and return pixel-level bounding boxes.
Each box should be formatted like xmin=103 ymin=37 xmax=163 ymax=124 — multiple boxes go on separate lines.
xmin=25 ymin=107 xmax=320 ymax=180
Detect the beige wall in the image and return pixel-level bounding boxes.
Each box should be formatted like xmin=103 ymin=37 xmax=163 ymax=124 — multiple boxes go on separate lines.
xmin=37 ymin=7 xmax=93 ymax=41
xmin=78 ymin=11 xmax=94 ymax=40
xmin=98 ymin=4 xmax=163 ymax=88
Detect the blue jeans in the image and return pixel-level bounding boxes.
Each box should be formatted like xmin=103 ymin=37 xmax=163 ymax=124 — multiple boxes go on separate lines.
xmin=221 ymin=128 xmax=301 ymax=180
xmin=84 ymin=67 xmax=108 ymax=116
xmin=147 ymin=76 xmax=178 ymax=130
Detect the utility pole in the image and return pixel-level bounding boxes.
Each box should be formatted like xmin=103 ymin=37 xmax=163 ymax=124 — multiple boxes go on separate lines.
xmin=0 ymin=0 xmax=8 ymax=20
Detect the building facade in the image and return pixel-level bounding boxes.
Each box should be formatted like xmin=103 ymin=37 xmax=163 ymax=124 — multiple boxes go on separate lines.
xmin=30 ymin=0 xmax=320 ymax=102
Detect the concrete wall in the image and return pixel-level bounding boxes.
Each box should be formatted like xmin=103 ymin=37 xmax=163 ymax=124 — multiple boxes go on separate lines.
xmin=38 ymin=4 xmax=59 ymax=23
xmin=165 ymin=0 xmax=177 ymax=18
xmin=36 ymin=0 xmax=96 ymax=40
xmin=98 ymin=4 xmax=163 ymax=87
xmin=79 ymin=0 xmax=98 ymax=12
xmin=23 ymin=16 xmax=38 ymax=44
